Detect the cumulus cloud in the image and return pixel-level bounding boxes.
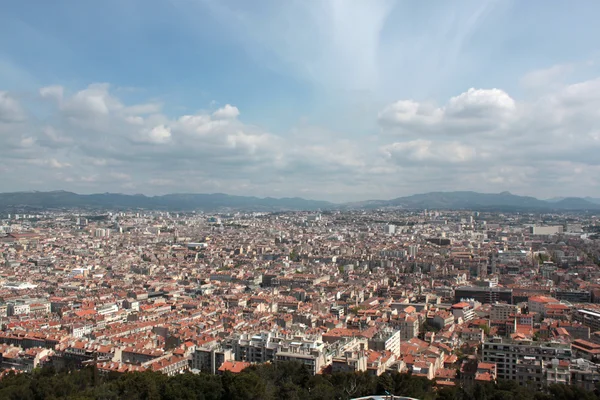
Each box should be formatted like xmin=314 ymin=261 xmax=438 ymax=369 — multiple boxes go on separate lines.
xmin=379 ymin=87 xmax=516 ymax=135
xmin=212 ymin=104 xmax=240 ymax=119
xmin=141 ymin=125 xmax=172 ymax=144
xmin=61 ymin=83 xmax=117 ymax=117
xmin=376 ymin=77 xmax=600 ymax=197
xmin=1 ymin=76 xmax=600 ymax=201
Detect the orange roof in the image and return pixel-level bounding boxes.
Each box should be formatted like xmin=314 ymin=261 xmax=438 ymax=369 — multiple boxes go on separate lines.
xmin=478 ymin=362 xmax=496 ymax=370
xmin=545 ymin=304 xmax=569 ymax=310
xmin=475 ymin=372 xmax=494 ymax=382
xmin=218 ymin=361 xmax=250 ymax=374
xmin=452 ymin=302 xmax=471 ymax=309
xmin=529 ymin=296 xmax=557 ymax=303
xmin=74 ymin=309 xmax=97 ymax=317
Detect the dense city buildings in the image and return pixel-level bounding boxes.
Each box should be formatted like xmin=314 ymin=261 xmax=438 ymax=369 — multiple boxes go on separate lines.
xmin=0 ymin=207 xmax=600 ymax=393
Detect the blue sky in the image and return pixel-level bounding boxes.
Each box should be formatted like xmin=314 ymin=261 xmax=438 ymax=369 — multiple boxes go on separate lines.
xmin=1 ymin=1 xmax=600 ymax=201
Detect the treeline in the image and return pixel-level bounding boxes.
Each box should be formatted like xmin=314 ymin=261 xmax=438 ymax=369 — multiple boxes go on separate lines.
xmin=0 ymin=362 xmax=599 ymax=400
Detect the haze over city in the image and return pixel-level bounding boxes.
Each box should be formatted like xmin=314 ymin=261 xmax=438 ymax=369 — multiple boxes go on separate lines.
xmin=1 ymin=1 xmax=600 ymax=202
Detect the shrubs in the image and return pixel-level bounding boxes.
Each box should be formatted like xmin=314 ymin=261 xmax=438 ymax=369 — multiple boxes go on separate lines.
xmin=0 ymin=362 xmax=597 ymax=400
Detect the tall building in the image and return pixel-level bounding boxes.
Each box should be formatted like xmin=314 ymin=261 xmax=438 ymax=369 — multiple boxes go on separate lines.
xmin=554 ymin=290 xmax=591 ymax=303
xmin=94 ymin=228 xmax=110 ymax=238
xmin=367 ymin=329 xmax=401 ymax=356
xmin=408 ymin=245 xmax=419 ymax=258
xmin=490 ymin=302 xmax=519 ymax=321
xmin=482 ymin=337 xmax=572 ymax=382
xmin=224 ymin=331 xmax=326 ymax=374
xmin=191 ymin=345 xmax=234 ymax=374
xmin=574 ymin=309 xmax=600 ymax=332
xmin=454 ymin=286 xmax=513 ymax=304
xmin=275 ymin=341 xmax=327 ymax=375
xmin=384 ymin=224 xmax=396 ymax=235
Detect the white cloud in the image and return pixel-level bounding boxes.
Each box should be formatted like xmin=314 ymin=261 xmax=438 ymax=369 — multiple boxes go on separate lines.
xmin=382 ymin=140 xmax=476 ymax=164
xmin=212 ymin=104 xmax=240 ymax=119
xmin=376 ymin=77 xmax=600 ymax=198
xmin=445 ymin=88 xmax=515 ymax=118
xmin=378 ymin=100 xmax=442 ymax=127
xmin=142 ymin=125 xmax=172 ymax=144
xmin=2 ymin=76 xmax=600 ymax=201
xmin=60 ymin=83 xmax=122 ymax=119
xmin=379 ymin=87 xmax=516 ymax=135
xmin=0 ymin=91 xmax=25 ymax=122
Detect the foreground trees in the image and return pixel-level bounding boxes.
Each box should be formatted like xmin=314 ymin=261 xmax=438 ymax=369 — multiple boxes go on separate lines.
xmin=0 ymin=362 xmax=598 ymax=400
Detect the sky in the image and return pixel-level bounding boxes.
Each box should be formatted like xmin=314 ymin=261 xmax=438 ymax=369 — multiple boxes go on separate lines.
xmin=1 ymin=0 xmax=600 ymax=202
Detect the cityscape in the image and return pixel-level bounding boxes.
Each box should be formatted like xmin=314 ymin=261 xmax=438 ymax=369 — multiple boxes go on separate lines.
xmin=2 ymin=0 xmax=600 ymax=399
xmin=0 ymin=199 xmax=600 ymax=398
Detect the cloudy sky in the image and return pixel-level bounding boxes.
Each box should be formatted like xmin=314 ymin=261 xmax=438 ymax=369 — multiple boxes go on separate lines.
xmin=1 ymin=0 xmax=600 ymax=202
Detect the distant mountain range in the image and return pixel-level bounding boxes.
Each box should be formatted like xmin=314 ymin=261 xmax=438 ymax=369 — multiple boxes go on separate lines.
xmin=1 ymin=190 xmax=600 ymax=212
xmin=354 ymin=191 xmax=600 ymax=211
xmin=547 ymin=196 xmax=600 ymax=205
xmin=0 ymin=191 xmax=333 ymax=212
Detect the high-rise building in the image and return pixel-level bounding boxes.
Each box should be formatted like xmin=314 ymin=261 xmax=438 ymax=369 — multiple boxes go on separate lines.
xmin=483 ymin=337 xmax=572 ymax=382
xmin=384 ymin=224 xmax=396 ymax=235
xmin=408 ymin=245 xmax=419 ymax=258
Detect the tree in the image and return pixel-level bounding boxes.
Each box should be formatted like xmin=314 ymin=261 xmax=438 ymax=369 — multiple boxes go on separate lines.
xmin=479 ymin=324 xmax=491 ymax=336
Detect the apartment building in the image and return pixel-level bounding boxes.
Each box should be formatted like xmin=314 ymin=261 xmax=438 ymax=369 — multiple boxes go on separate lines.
xmin=429 ymin=311 xmax=454 ymax=330
xmin=545 ymin=359 xmax=571 ymax=386
xmin=454 ymin=286 xmax=513 ymax=304
xmin=367 ymin=329 xmax=401 ymax=356
xmin=7 ymin=302 xmax=30 ymax=316
xmin=528 ymin=296 xmax=568 ymax=321
xmin=571 ymin=339 xmax=600 ymax=361
xmin=226 ymin=332 xmax=281 ymax=363
xmin=389 ymin=315 xmax=419 ymax=341
xmin=554 ymin=290 xmax=591 ymax=303
xmin=225 ymin=331 xmax=326 ymax=373
xmin=331 ymin=349 xmax=368 ymax=374
xmin=482 ymin=337 xmax=572 ymax=381
xmin=451 ymin=302 xmax=475 ymax=323
xmin=570 ymin=359 xmax=600 ymax=392
xmin=515 ymin=358 xmax=570 ymax=389
xmin=191 ymin=345 xmax=235 ymax=374
xmin=275 ymin=340 xmax=327 ymax=375
xmin=574 ymin=309 xmax=600 ymax=332
xmin=491 ymin=302 xmax=519 ymax=321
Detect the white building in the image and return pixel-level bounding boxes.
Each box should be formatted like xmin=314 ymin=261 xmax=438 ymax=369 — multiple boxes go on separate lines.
xmin=7 ymin=302 xmax=30 ymax=316
xmin=531 ymin=226 xmax=563 ymax=235
xmin=94 ymin=228 xmax=110 ymax=238
xmin=96 ymin=303 xmax=119 ymax=316
xmin=384 ymin=224 xmax=396 ymax=235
